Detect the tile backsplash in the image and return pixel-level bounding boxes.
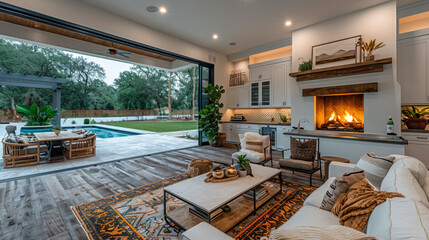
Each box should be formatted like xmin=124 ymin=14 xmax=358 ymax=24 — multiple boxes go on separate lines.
xmin=222 ymin=108 xmax=291 ymax=123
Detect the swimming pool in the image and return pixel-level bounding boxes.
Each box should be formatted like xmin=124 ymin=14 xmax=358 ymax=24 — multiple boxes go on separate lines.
xmin=63 ymin=126 xmax=142 ymax=139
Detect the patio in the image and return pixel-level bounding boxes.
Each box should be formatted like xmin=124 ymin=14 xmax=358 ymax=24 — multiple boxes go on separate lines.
xmin=0 ymin=123 xmax=198 ymax=181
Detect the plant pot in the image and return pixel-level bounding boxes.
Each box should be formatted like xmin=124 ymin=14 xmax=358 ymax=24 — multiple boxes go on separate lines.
xmin=54 ymin=129 xmax=61 ymax=136
xmin=405 ymin=118 xmax=428 ymax=130
xmin=238 ymin=169 xmax=247 ymax=177
xmin=365 ymin=55 xmax=375 ymax=61
xmin=209 ymin=133 xmax=227 ymax=147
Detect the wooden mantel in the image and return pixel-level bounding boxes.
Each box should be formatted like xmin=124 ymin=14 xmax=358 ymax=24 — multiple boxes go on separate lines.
xmin=290 ymin=58 xmax=392 ymax=82
xmin=302 ymin=82 xmax=378 ymax=97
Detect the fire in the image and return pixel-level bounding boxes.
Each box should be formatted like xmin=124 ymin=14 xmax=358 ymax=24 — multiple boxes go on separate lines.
xmin=328 ymin=112 xmax=336 ymax=121
xmin=345 ymin=111 xmax=353 ymax=122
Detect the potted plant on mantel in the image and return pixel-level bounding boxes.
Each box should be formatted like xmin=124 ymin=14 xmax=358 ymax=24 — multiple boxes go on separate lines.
xmin=402 ymin=106 xmax=429 ymax=129
xmin=199 ymin=84 xmax=226 ymax=147
xmin=17 ymin=103 xmax=58 ymax=130
xmin=361 ymin=39 xmax=385 ymax=61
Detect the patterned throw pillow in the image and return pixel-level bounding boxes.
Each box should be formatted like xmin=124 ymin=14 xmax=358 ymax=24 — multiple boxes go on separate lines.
xmin=320 ymin=170 xmax=365 ymax=211
xmin=356 ymin=153 xmax=394 ymax=189
xmin=290 ymin=138 xmax=316 ymax=161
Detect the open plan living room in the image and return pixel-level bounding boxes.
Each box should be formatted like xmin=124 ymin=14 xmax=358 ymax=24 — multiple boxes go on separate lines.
xmin=1 ymin=0 xmax=429 ymax=239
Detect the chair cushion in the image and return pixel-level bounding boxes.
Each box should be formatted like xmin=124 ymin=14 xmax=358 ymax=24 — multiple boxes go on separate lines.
xmin=278 ymin=205 xmax=340 ymax=229
xmin=390 ymin=155 xmax=427 ymax=186
xmin=290 ymin=138 xmax=316 ymax=161
xmin=320 ymin=170 xmax=365 ymax=211
xmin=367 ymin=198 xmax=429 ymax=240
xmin=271 ymin=225 xmax=376 ymax=240
xmin=381 ymin=167 xmax=429 ymax=207
xmin=20 ymin=145 xmax=48 ymax=155
xmin=232 ymin=150 xmax=264 ymax=163
xmin=356 ymin=152 xmax=394 ymax=189
xmin=279 ymin=158 xmax=318 ymax=171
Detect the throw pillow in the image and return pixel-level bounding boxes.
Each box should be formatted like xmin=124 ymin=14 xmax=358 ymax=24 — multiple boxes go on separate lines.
xmin=245 ymin=140 xmax=264 ymax=153
xmin=390 ymin=155 xmax=427 ymax=186
xmin=270 ymin=225 xmax=376 ymax=240
xmin=290 ymin=138 xmax=316 ymax=161
xmin=320 ymin=170 xmax=365 ymax=211
xmin=356 ymin=152 xmax=394 ymax=188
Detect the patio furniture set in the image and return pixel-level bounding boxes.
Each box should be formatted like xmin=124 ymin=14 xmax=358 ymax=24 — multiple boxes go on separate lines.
xmin=2 ymin=127 xmax=96 ymax=168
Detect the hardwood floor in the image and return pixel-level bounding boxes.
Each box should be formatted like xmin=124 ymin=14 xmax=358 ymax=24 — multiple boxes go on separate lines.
xmin=0 ymin=146 xmax=324 ymax=240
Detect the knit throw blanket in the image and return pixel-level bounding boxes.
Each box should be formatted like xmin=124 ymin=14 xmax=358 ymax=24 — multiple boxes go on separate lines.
xmin=331 ymin=178 xmax=404 ymax=231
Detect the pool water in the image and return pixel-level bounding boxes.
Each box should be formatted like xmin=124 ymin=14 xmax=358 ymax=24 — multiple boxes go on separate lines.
xmin=63 ymin=126 xmax=141 ymax=139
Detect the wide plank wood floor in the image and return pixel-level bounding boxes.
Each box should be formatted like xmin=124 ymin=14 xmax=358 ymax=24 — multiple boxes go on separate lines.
xmin=0 ymin=146 xmax=324 ymax=240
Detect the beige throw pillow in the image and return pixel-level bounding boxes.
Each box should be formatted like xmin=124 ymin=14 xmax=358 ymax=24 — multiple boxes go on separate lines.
xmin=245 ymin=140 xmax=264 ymax=153
xmin=356 ymin=153 xmax=394 ymax=189
xmin=271 ymin=225 xmax=377 ymax=240
xmin=320 ymin=170 xmax=365 ymax=211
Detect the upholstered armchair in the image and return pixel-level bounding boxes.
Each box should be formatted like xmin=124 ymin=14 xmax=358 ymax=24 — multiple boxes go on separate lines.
xmin=279 ymin=137 xmax=321 ymax=186
xmin=231 ymin=132 xmax=272 ymax=167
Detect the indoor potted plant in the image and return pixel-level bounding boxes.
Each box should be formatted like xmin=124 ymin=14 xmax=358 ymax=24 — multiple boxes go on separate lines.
xmin=402 ymin=106 xmax=429 ymax=129
xmin=235 ymin=154 xmax=251 ymax=177
xmin=17 ymin=103 xmax=58 ymax=132
xmin=199 ymin=84 xmax=226 ymax=146
xmin=53 ymin=126 xmax=62 ymax=136
xmin=361 ymin=39 xmax=385 ymax=61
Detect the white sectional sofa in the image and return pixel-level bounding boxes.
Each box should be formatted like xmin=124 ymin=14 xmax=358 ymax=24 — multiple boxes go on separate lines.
xmin=182 ymin=155 xmax=429 ymax=240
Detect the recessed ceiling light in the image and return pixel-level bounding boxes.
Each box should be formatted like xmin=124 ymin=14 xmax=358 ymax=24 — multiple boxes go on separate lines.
xmin=159 ymin=7 xmax=167 ymax=14
xmin=285 ymin=20 xmax=292 ymax=26
xmin=212 ymin=34 xmax=218 ymax=39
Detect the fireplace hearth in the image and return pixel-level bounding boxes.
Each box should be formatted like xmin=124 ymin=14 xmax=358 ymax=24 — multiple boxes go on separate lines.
xmin=315 ymin=94 xmax=364 ymax=132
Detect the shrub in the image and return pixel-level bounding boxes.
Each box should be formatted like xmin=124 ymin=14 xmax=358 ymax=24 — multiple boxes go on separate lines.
xmin=90 ymin=120 xmax=97 ymax=124
xmin=7 ymin=115 xmax=12 ymax=120
xmin=16 ymin=103 xmax=57 ymax=126
xmin=103 ymin=113 xmax=109 ymax=117
xmin=115 ymin=114 xmax=124 ymax=117
xmin=71 ymin=120 xmax=77 ymax=124
xmin=84 ymin=119 xmax=90 ymax=124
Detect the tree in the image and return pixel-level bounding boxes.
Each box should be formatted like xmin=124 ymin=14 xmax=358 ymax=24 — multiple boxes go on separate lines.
xmin=173 ymin=66 xmax=199 ymax=119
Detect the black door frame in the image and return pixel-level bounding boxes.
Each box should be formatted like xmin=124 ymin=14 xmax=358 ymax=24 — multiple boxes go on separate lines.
xmin=0 ymin=2 xmax=215 ymax=146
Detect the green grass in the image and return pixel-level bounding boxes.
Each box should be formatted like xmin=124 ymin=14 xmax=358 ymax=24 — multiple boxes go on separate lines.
xmin=103 ymin=121 xmax=198 ymax=133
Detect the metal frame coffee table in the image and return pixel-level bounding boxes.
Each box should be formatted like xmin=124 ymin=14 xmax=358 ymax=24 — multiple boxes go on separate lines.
xmin=163 ymin=164 xmax=282 ymax=232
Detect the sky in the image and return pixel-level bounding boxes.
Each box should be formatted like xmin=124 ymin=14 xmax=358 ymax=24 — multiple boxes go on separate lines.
xmin=66 ymin=51 xmax=134 ymax=86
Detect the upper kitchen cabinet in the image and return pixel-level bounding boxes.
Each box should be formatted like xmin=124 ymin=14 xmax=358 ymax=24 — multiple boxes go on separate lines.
xmin=227 ymin=84 xmax=249 ymax=108
xmin=398 ymin=36 xmax=429 ymax=105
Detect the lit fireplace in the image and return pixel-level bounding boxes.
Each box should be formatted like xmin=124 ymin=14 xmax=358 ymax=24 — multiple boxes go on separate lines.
xmin=315 ymin=94 xmax=364 ymax=132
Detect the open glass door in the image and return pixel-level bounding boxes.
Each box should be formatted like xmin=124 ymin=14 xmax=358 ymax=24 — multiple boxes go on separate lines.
xmin=198 ymin=64 xmax=214 ymax=145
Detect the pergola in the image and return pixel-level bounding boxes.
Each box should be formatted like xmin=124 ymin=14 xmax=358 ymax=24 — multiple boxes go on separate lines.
xmin=0 ymin=72 xmax=69 ymax=126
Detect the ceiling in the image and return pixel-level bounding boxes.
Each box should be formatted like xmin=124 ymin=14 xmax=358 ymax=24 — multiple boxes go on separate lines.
xmin=79 ymin=0 xmax=391 ymax=56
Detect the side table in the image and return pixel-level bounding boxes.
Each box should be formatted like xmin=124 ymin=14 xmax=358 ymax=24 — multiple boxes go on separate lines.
xmin=320 ymin=156 xmax=350 ymax=181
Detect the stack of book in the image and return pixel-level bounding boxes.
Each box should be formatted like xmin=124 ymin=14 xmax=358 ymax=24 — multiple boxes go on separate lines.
xmin=243 ymin=185 xmax=269 ymax=201
xmin=189 ymin=206 xmax=223 ymax=221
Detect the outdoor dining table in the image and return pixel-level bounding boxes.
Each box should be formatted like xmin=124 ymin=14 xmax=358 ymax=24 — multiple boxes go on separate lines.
xmin=34 ymin=131 xmax=83 ymax=163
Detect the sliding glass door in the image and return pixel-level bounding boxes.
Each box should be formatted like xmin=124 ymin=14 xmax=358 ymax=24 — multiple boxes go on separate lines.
xmin=198 ymin=64 xmax=214 ymax=145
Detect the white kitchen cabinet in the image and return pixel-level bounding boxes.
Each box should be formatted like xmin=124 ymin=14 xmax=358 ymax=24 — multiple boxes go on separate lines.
xmin=239 ymin=124 xmax=260 ymax=135
xmin=227 ymin=85 xmax=249 ymax=108
xmin=250 ymin=65 xmax=272 ymax=81
xmin=402 ymin=132 xmax=429 ymax=168
xmin=227 ymin=87 xmax=237 ymax=108
xmin=250 ymin=81 xmax=271 ymax=107
xmin=276 ymin=126 xmax=292 ymax=150
xmin=272 ymin=62 xmax=291 ymax=107
xmin=398 ymin=36 xmax=429 ymax=105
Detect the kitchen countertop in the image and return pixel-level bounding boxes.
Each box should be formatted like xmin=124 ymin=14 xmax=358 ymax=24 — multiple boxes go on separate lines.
xmin=401 ymin=129 xmax=429 ymax=134
xmin=283 ymin=130 xmax=408 ymax=145
xmin=221 ymin=121 xmax=291 ymax=126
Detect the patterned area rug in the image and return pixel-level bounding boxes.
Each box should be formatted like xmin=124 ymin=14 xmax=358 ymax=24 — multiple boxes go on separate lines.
xmin=72 ymin=173 xmax=316 ymax=240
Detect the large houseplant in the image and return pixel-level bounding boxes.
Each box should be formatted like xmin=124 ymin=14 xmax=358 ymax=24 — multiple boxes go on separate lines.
xmin=199 ymin=84 xmax=226 ymax=146
xmin=402 ymin=106 xmax=429 ymax=129
xmin=17 ymin=103 xmax=58 ymax=126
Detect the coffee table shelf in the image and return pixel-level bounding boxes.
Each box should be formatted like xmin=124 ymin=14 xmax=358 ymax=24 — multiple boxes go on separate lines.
xmin=166 ymin=185 xmax=280 ymax=232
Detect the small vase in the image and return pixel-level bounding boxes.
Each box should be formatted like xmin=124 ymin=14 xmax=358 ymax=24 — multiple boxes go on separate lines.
xmin=238 ymin=169 xmax=247 ymax=177
xmin=365 ymin=55 xmax=375 ymax=61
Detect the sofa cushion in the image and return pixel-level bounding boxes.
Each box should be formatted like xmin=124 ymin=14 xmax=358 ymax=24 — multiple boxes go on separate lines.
xmin=278 ymin=158 xmax=318 ymax=170
xmin=304 ymin=177 xmax=335 ymax=207
xmin=423 ymin=174 xmax=429 ymax=200
xmin=271 ymin=225 xmax=376 ymax=240
xmin=278 ymin=205 xmax=340 ymax=230
xmin=390 ymin=155 xmax=427 ymax=186
xmin=181 ymin=222 xmax=234 ymax=240
xmin=367 ymin=198 xmax=429 ymax=240
xmin=356 ymin=152 xmax=394 ymax=189
xmin=381 ymin=167 xmax=429 ymax=207
xmin=290 ymin=138 xmax=317 ymax=161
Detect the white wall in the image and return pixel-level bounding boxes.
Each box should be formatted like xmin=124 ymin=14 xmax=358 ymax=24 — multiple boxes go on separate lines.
xmin=1 ymin=0 xmax=233 ymax=111
xmin=291 ymin=1 xmax=400 ymax=135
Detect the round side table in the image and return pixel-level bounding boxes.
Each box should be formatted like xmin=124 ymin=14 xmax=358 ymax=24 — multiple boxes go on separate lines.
xmin=320 ymin=156 xmax=350 ymax=181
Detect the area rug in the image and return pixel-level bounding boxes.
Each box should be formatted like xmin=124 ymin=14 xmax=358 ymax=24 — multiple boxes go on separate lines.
xmin=72 ymin=173 xmax=316 ymax=240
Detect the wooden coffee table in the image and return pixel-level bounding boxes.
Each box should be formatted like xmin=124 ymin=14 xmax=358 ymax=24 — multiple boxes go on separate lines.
xmin=163 ymin=164 xmax=282 ymax=232
xmin=34 ymin=131 xmax=83 ymax=162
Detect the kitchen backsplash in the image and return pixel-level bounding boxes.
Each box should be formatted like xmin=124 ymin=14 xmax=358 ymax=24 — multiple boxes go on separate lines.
xmin=401 ymin=105 xmax=429 ymax=130
xmin=222 ymin=108 xmax=291 ymax=123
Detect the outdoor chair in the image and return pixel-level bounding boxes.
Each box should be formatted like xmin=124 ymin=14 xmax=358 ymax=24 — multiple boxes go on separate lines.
xmin=278 ymin=137 xmax=321 ymax=186
xmin=2 ymin=140 xmax=48 ymax=168
xmin=231 ymin=132 xmax=272 ymax=167
xmin=63 ymin=134 xmax=96 ymax=160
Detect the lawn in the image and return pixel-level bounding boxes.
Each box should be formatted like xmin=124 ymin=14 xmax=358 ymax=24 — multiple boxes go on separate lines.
xmin=103 ymin=121 xmax=198 ymax=132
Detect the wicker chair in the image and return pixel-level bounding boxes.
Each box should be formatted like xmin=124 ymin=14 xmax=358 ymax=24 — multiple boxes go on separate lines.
xmin=63 ymin=135 xmax=96 ymax=160
xmin=2 ymin=141 xmax=48 ymax=168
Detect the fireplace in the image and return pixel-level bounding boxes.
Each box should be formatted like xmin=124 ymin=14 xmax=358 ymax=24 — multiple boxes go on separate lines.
xmin=315 ymin=94 xmax=364 ymax=132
